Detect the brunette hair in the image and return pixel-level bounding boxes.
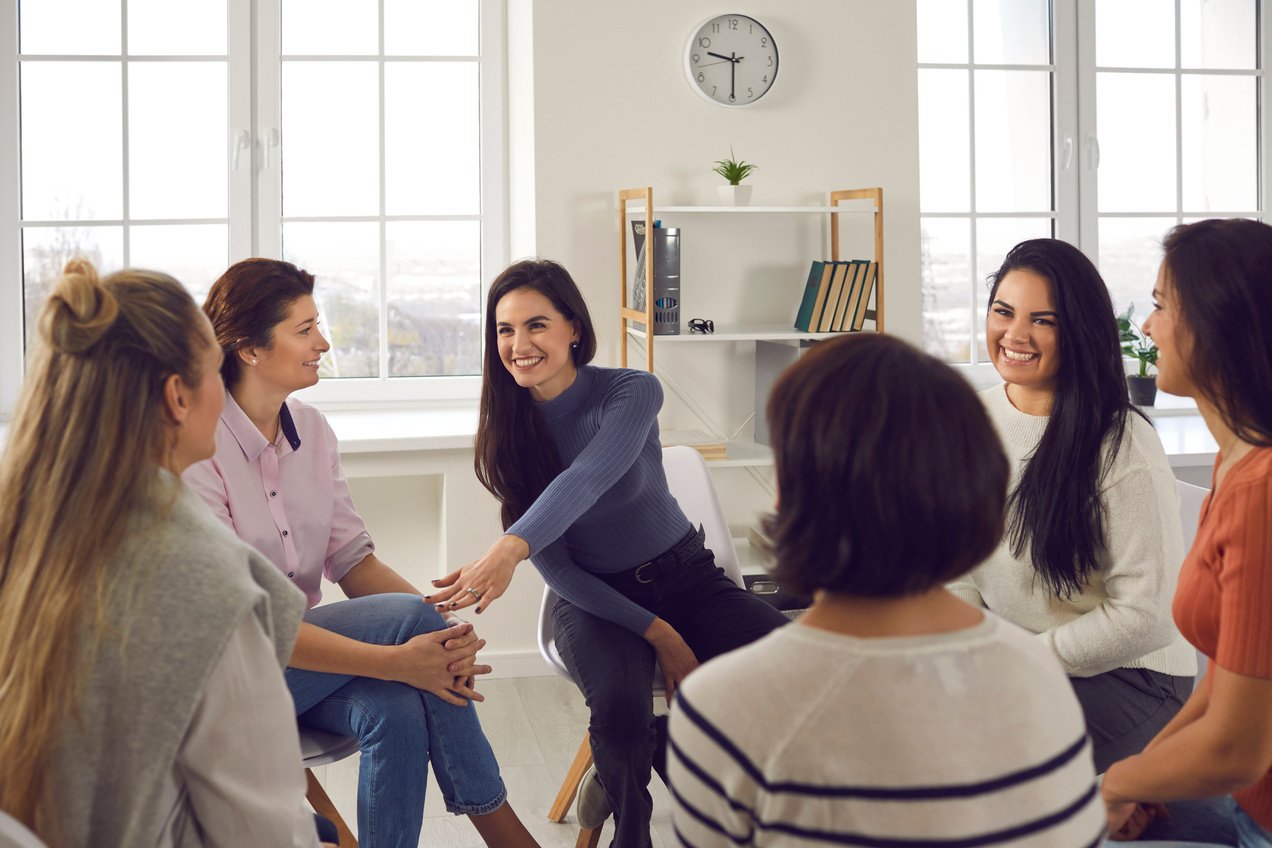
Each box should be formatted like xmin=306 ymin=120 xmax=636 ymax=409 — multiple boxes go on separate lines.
xmin=1161 ymin=219 xmax=1272 ymax=445
xmin=987 ymin=238 xmax=1147 ymax=598
xmin=764 ymin=334 xmax=1008 ymax=597
xmin=0 ymin=260 xmax=209 ymax=831
xmin=203 ymin=258 xmax=315 ymax=388
xmin=474 ymin=259 xmax=597 ymax=528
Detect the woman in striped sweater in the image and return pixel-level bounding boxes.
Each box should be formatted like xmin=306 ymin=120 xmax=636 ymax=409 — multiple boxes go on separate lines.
xmin=666 ymin=333 xmax=1105 ymax=847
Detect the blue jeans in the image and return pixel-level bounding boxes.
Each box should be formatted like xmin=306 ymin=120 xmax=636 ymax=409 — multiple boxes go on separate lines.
xmin=286 ymin=593 xmax=506 ymax=848
xmin=1236 ymin=799 xmax=1272 ymax=848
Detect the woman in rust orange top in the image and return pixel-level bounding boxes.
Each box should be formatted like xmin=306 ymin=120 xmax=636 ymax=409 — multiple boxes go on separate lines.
xmin=1101 ymin=218 xmax=1272 ymax=846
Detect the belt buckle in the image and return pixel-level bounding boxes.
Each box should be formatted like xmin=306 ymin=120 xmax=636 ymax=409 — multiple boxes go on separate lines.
xmin=634 ymin=562 xmax=657 ymax=584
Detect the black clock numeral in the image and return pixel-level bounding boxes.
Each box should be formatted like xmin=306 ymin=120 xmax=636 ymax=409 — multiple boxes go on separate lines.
xmin=767 ymin=56 xmax=773 ymax=66
xmin=711 ymin=86 xmax=717 ymax=96
xmin=760 ymin=37 xmax=768 ymax=47
xmin=728 ymin=18 xmax=739 ymax=30
xmin=729 ymin=93 xmax=736 ymax=102
xmin=699 ymin=36 xmax=711 ymax=47
xmin=762 ymin=75 xmax=768 ymax=84
xmin=697 ymin=72 xmax=705 ymax=82
xmin=692 ymin=53 xmax=700 ymax=64
xmin=710 ymin=23 xmax=719 ymax=33
xmin=747 ymin=87 xmax=754 ymax=98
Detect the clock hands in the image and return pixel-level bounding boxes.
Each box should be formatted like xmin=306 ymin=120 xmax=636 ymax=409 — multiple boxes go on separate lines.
xmin=699 ymin=49 xmax=746 ymax=102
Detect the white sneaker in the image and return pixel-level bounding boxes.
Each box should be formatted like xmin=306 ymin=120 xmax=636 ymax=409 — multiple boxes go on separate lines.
xmin=575 ymin=764 xmax=612 ymax=830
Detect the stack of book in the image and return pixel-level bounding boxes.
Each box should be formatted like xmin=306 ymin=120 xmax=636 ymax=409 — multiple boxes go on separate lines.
xmin=793 ymin=259 xmax=878 ymax=333
xmin=660 ymin=429 xmax=728 ymax=462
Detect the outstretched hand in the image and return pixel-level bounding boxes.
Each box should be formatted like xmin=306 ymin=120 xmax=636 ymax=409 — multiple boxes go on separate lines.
xmin=426 ymin=534 xmax=530 ymax=615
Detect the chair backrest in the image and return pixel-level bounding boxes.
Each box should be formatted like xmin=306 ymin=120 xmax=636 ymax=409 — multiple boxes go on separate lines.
xmin=537 ymin=445 xmax=741 ymax=679
xmin=0 ymin=811 xmax=47 ymax=848
xmin=1177 ymin=479 xmax=1211 ymax=687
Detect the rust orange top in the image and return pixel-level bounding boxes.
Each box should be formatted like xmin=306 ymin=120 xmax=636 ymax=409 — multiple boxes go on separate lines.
xmin=1174 ymin=446 xmax=1272 ymax=828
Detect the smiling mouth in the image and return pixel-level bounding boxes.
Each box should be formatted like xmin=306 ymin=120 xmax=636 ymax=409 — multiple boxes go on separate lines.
xmin=303 ymin=359 xmax=321 ymax=367
xmin=1001 ymin=348 xmax=1038 ymax=362
xmin=513 ymin=356 xmax=544 ymax=368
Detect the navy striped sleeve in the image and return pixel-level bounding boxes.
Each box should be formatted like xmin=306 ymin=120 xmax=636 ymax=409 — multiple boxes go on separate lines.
xmin=530 ymin=538 xmax=656 ymax=636
xmin=507 ymin=371 xmax=662 ymax=556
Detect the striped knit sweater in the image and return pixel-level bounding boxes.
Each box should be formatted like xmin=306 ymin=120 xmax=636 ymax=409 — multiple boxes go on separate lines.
xmin=668 ymin=614 xmax=1106 ymax=847
xmin=507 ymin=365 xmax=692 ymax=635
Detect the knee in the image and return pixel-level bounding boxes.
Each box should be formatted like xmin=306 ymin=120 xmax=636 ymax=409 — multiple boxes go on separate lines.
xmin=376 ymin=592 xmax=450 ymax=642
xmin=585 ymin=686 xmax=655 ymax=745
xmin=345 ymin=680 xmax=429 ymax=747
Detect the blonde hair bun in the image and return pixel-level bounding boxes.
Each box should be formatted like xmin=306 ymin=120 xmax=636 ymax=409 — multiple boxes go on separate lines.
xmin=38 ymin=259 xmax=120 ymax=355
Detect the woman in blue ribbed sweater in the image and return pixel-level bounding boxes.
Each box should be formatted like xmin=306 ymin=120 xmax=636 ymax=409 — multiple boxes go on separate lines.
xmin=427 ymin=259 xmax=787 ymax=847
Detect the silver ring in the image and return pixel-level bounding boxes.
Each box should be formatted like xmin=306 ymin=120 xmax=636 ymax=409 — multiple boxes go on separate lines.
xmin=466 ymin=587 xmax=483 ymax=601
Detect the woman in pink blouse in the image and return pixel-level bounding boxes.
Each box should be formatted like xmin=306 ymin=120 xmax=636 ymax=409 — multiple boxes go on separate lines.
xmin=184 ymin=258 xmax=537 ymax=848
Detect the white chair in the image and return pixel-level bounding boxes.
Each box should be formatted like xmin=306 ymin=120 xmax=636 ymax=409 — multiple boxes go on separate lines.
xmin=0 ymin=811 xmax=46 ymax=848
xmin=300 ymin=726 xmax=360 ymax=847
xmin=1177 ymin=479 xmax=1211 ymax=687
xmin=538 ymin=446 xmax=745 ymax=845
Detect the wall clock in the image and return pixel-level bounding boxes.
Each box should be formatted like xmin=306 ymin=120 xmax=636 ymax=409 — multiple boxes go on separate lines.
xmin=684 ymin=14 xmax=779 ymax=107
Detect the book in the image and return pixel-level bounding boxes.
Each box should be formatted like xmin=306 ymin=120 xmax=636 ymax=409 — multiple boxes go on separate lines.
xmin=792 ymin=260 xmax=827 ymax=332
xmin=746 ymin=522 xmax=776 ymax=565
xmin=817 ymin=261 xmax=851 ymax=332
xmin=849 ymin=261 xmax=879 ymax=331
xmin=829 ymin=260 xmax=864 ymax=331
xmin=660 ymin=429 xmax=728 ymax=461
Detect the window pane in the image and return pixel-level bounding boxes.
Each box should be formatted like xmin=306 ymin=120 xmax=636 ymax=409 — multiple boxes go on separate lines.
xmin=974 ymin=70 xmax=1051 ymax=212
xmin=1181 ymin=0 xmax=1255 ymax=69
xmin=975 ymin=218 xmax=1054 ymax=359
xmin=1098 ymin=217 xmax=1173 ymax=321
xmin=385 ymin=0 xmax=478 ymax=56
xmin=129 ymin=224 xmax=228 ymax=305
xmin=281 ymin=0 xmax=378 ymax=55
xmin=1096 ymin=0 xmax=1175 ymax=68
xmin=22 ymin=225 xmax=124 ymax=350
xmin=385 ymin=63 xmax=479 ymax=216
xmin=973 ymin=0 xmax=1049 ymax=65
xmin=282 ymin=62 xmax=379 ymax=217
xmin=128 ymin=0 xmax=227 ymax=55
xmin=1181 ymin=75 xmax=1256 ymax=211
xmin=1097 ymin=73 xmax=1176 ymax=212
xmin=19 ymin=0 xmax=120 ymax=54
xmin=920 ymin=217 xmax=973 ymax=361
xmin=916 ymin=0 xmax=968 ymax=64
xmin=918 ymin=70 xmax=970 ymax=212
xmin=20 ymin=62 xmax=123 ymax=220
xmin=283 ymin=223 xmax=380 ymax=379
xmin=129 ymin=63 xmax=227 ymax=219
xmin=386 ymin=222 xmax=480 ymax=377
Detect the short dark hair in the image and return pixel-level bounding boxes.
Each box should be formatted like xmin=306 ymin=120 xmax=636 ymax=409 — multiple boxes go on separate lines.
xmin=202 ymin=258 xmax=316 ymax=388
xmin=764 ymin=333 xmax=1009 ymax=597
xmin=1162 ymin=219 xmax=1272 ymax=445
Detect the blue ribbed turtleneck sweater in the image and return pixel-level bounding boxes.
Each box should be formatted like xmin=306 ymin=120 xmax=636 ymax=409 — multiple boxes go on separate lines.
xmin=506 ymin=365 xmax=692 ymax=634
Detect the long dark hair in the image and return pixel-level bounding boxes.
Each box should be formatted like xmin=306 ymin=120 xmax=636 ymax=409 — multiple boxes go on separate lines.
xmin=203 ymin=258 xmax=316 ymax=388
xmin=474 ymin=260 xmax=598 ymax=529
xmin=988 ymin=239 xmax=1146 ymax=598
xmin=1161 ymin=219 xmax=1272 ymax=446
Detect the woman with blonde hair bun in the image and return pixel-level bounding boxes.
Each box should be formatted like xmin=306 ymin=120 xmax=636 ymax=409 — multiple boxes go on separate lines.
xmin=0 ymin=260 xmax=320 ymax=846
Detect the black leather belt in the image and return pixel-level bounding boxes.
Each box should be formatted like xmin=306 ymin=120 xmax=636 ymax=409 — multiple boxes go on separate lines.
xmin=625 ymin=525 xmax=707 ymax=584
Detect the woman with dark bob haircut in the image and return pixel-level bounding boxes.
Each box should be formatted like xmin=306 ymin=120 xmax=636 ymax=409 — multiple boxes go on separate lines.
xmin=1102 ymin=219 xmax=1272 ymax=845
xmin=949 ymin=238 xmax=1195 ymax=775
xmin=425 ymin=259 xmax=788 ymax=845
xmin=185 ymin=258 xmax=538 ymax=848
xmin=666 ymin=333 xmax=1104 ymax=844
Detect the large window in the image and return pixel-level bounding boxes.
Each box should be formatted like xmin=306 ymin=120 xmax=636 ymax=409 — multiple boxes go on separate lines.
xmin=1 ymin=0 xmax=504 ymax=413
xmin=919 ymin=0 xmax=1266 ymax=365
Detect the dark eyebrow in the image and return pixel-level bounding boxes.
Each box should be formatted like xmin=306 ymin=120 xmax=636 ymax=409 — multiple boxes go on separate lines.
xmin=295 ymin=316 xmax=316 ymax=329
xmin=496 ymin=315 xmax=553 ymax=327
xmin=1151 ymin=288 xmax=1161 ymax=299
xmin=992 ymin=299 xmax=1056 ymax=317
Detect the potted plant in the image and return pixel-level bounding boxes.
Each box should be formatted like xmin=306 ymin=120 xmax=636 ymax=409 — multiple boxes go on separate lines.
xmin=1117 ymin=304 xmax=1159 ymax=406
xmin=713 ymin=147 xmax=757 ymax=206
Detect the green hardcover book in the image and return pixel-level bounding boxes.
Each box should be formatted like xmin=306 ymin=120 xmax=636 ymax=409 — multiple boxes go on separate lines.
xmin=793 ymin=260 xmax=828 ymax=332
xmin=818 ymin=261 xmax=852 ymax=332
xmin=850 ymin=261 xmax=879 ymax=331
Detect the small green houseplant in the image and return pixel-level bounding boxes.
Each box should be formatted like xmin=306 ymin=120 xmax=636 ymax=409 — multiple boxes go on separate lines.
xmin=713 ymin=147 xmax=757 ymax=206
xmin=1117 ymin=304 xmax=1158 ymax=405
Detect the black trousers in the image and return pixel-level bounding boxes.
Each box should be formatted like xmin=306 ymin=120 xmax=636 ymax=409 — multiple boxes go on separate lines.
xmin=553 ymin=529 xmax=789 ymax=848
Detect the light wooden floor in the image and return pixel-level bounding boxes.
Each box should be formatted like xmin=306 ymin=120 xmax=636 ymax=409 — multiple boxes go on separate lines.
xmin=306 ymin=676 xmax=679 ymax=848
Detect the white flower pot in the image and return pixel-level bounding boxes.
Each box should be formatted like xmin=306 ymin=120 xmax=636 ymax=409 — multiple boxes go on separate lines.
xmin=717 ymin=184 xmax=753 ymax=206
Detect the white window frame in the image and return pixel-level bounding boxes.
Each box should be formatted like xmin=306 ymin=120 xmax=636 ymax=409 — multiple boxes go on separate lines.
xmin=0 ymin=0 xmax=507 ymax=419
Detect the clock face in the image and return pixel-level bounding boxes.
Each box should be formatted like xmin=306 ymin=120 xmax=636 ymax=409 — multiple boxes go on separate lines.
xmin=684 ymin=14 xmax=779 ymax=107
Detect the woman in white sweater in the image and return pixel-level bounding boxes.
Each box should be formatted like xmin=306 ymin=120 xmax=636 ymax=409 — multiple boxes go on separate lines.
xmin=950 ymin=238 xmax=1196 ymax=775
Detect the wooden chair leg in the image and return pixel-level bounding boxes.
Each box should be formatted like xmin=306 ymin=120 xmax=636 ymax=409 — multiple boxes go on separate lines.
xmin=576 ymin=825 xmax=603 ymax=848
xmin=548 ymin=732 xmax=594 ymax=822
xmin=306 ymin=768 xmax=358 ymax=847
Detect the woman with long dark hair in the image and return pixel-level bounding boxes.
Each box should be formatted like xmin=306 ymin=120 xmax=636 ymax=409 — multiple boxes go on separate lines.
xmin=184 ymin=258 xmax=538 ymax=848
xmin=949 ymin=238 xmax=1195 ymax=774
xmin=1101 ymin=219 xmax=1272 ymax=845
xmin=426 ymin=259 xmax=789 ymax=846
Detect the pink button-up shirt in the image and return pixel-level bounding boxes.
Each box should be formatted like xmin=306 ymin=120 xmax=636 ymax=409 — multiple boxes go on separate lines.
xmin=185 ymin=392 xmax=374 ymax=608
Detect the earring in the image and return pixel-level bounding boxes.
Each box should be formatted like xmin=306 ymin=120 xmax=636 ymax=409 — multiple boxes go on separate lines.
xmin=570 ymin=342 xmax=579 ymax=350
xmin=251 ymin=358 xmax=258 ymax=365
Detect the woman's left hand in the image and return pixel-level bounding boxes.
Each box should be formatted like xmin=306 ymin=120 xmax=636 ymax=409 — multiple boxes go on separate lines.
xmin=426 ymin=534 xmax=530 ymax=614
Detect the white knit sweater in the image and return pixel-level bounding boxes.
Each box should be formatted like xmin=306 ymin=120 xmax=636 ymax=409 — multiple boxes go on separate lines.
xmin=948 ymin=385 xmax=1196 ymax=678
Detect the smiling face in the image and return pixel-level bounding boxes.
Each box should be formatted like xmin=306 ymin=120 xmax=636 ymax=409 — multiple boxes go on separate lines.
xmin=251 ymin=294 xmax=329 ymax=394
xmin=986 ymin=268 xmax=1062 ymax=403
xmin=495 ymin=286 xmax=579 ymax=402
xmin=1143 ymin=262 xmax=1194 ymax=398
